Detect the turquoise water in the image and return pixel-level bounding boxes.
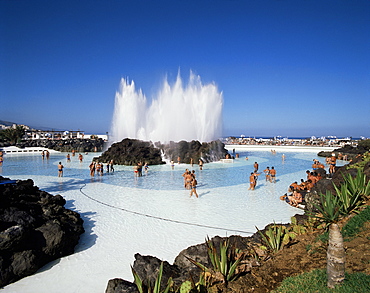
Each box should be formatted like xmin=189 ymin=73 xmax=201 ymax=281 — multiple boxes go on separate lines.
xmin=0 ymin=150 xmax=336 ymax=191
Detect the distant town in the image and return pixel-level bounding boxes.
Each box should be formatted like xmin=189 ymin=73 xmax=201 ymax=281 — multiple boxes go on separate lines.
xmin=0 ymin=120 xmax=367 ymax=148
xmin=0 ymin=120 xmax=108 ymax=141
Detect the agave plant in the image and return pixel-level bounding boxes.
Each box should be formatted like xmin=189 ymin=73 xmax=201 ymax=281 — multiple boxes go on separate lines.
xmin=309 ymin=190 xmax=342 ymax=226
xmin=256 ymin=222 xmax=297 ymax=253
xmin=335 ymin=169 xmax=370 ymax=215
xmin=186 ymin=236 xmax=244 ymax=284
xmin=131 ymin=262 xmax=173 ymax=293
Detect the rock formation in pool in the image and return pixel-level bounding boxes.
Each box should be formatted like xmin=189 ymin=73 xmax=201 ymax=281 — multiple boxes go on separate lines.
xmin=95 ymin=138 xmax=229 ymax=166
xmin=96 ymin=138 xmax=165 ymax=165
xmin=0 ymin=177 xmax=85 ymax=287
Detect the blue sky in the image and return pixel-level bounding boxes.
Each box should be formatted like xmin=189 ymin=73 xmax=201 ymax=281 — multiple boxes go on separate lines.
xmin=1 ymin=0 xmax=369 ymax=138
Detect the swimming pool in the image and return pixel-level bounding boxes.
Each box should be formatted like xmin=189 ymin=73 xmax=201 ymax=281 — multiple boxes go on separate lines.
xmin=0 ymin=146 xmax=341 ymax=293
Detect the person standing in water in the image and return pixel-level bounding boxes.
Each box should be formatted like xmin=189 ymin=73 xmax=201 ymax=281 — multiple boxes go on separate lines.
xmin=248 ymin=172 xmax=255 ymax=190
xmin=254 ymin=162 xmax=259 ymax=172
xmin=144 ymin=162 xmax=149 ymax=173
xmin=269 ymin=166 xmax=276 ymax=183
xmin=190 ymin=178 xmax=199 ymax=198
xmin=58 ymin=162 xmax=64 ymax=177
xmin=199 ymin=159 xmax=203 ymax=170
xmin=263 ymin=167 xmax=271 ymax=182
xmin=89 ymin=161 xmax=96 ymax=177
xmin=252 ymin=170 xmax=261 ymax=189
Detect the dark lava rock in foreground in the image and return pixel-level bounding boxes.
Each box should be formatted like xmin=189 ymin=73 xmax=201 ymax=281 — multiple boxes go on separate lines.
xmin=96 ymin=138 xmax=229 ymax=166
xmin=0 ymin=177 xmax=84 ymax=287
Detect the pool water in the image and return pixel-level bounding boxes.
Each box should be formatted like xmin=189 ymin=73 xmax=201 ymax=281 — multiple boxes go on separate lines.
xmin=1 ymin=149 xmax=334 ymax=190
xmin=0 ymin=148 xmax=343 ymax=293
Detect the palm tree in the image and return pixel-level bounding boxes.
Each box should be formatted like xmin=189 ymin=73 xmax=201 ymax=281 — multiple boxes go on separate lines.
xmin=310 ymin=191 xmax=345 ymax=288
xmin=327 ymin=223 xmax=345 ymax=288
xmin=0 ymin=125 xmax=25 ymax=145
xmin=311 ymin=168 xmax=369 ymax=288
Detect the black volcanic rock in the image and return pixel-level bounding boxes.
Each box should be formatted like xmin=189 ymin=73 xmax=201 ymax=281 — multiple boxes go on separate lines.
xmin=158 ymin=139 xmax=229 ymax=164
xmin=97 ymin=138 xmax=229 ymax=166
xmin=0 ymin=177 xmax=84 ymax=287
xmin=96 ymin=138 xmax=165 ymax=165
xmin=12 ymin=138 xmax=106 ymax=153
xmin=105 ymin=235 xmax=261 ymax=293
xmin=317 ymin=141 xmax=369 ymax=161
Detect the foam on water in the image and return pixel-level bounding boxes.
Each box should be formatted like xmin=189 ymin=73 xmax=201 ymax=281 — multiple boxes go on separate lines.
xmin=0 ymin=149 xmax=344 ymax=293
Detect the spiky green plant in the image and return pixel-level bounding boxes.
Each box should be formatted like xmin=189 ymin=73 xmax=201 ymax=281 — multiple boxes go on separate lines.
xmin=186 ymin=237 xmax=244 ymax=284
xmin=309 ymin=190 xmax=342 ymax=226
xmin=131 ymin=262 xmax=173 ymax=293
xmin=334 ymin=169 xmax=370 ymax=215
xmin=256 ymin=223 xmax=297 ymax=253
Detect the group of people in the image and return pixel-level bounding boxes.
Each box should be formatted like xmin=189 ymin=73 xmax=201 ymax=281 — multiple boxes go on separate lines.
xmin=89 ymin=160 xmax=114 ymax=177
xmin=133 ymin=162 xmax=149 ymax=177
xmin=281 ymin=158 xmax=329 ymax=207
xmin=182 ymin=169 xmax=198 ymax=198
xmin=248 ymin=162 xmax=277 ymax=190
xmin=66 ymin=152 xmax=84 ymax=163
xmin=41 ymin=150 xmax=50 ymax=159
xmin=170 ymin=158 xmax=203 ymax=170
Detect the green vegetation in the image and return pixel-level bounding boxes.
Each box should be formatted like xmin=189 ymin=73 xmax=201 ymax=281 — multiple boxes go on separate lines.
xmin=178 ymin=273 xmax=209 ymax=293
xmin=310 ymin=190 xmax=342 ymax=225
xmin=186 ymin=236 xmax=244 ymax=284
xmin=0 ymin=125 xmax=25 ymax=144
xmin=310 ymin=169 xmax=369 ymax=226
xmin=315 ymin=205 xmax=370 ymax=244
xmin=256 ymin=218 xmax=308 ymax=254
xmin=307 ymin=167 xmax=369 ymax=289
xmin=131 ymin=262 xmax=173 ymax=293
xmin=271 ymin=269 xmax=370 ymax=293
xmin=342 ymin=205 xmax=370 ymax=240
xmin=335 ymin=169 xmax=370 ymax=215
xmin=357 ymin=139 xmax=370 ymax=150
xmin=256 ymin=223 xmax=296 ymax=253
xmin=347 ymin=151 xmax=370 ymax=170
xmin=289 ymin=216 xmax=307 ymax=235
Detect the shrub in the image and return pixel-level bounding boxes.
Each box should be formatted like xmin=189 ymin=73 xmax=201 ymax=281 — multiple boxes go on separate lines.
xmin=186 ymin=236 xmax=244 ymax=284
xmin=256 ymin=222 xmax=297 ymax=253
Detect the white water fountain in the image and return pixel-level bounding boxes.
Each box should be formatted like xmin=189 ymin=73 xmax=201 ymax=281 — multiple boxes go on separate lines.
xmin=110 ymin=71 xmax=223 ymax=143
